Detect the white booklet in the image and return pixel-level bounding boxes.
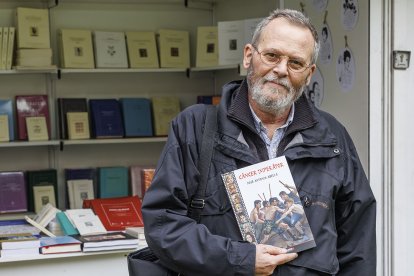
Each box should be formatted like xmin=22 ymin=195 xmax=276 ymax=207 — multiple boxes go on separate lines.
xmin=65 ymin=209 xmax=107 ymax=236
xmin=93 ymin=31 xmax=128 ymax=68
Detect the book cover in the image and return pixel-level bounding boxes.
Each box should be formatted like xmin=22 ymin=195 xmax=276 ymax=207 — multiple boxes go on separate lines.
xmin=32 ymin=202 xmax=60 ymax=228
xmin=196 ymin=26 xmax=218 ymax=67
xmin=65 ymin=209 xmax=107 ymax=236
xmin=16 ymin=7 xmax=50 ymax=49
xmin=98 ymin=166 xmax=129 ymax=198
xmin=0 ymin=247 xmax=40 ymax=257
xmin=0 ymin=233 xmax=40 ymax=249
xmin=1 ymin=27 xmax=8 ymax=70
xmin=197 ymin=95 xmax=221 ymax=105
xmin=59 ymin=28 xmax=95 ymax=69
xmin=56 ymin=212 xmax=79 ymax=236
xmin=65 ymin=167 xmax=97 ymax=200
xmin=26 ymin=169 xmax=58 ymax=212
xmin=218 ymin=20 xmax=244 ymax=66
xmin=75 ymin=231 xmax=138 ymax=248
xmin=85 ymin=196 xmax=144 ymax=231
xmin=141 ymin=168 xmax=155 ymax=199
xmin=221 ymin=156 xmax=316 ymax=253
xmin=120 ymin=98 xmax=153 ymax=137
xmin=67 ymin=179 xmax=94 ymax=209
xmin=15 ymin=95 xmax=50 ymax=141
xmin=158 ymin=29 xmax=190 ymax=68
xmin=0 ymin=171 xmax=27 ymax=213
xmin=89 ymin=99 xmax=124 ymax=138
xmin=0 ymin=99 xmax=14 ymax=141
xmin=26 ymin=116 xmax=49 ymax=141
xmin=0 ymin=114 xmax=10 ymax=142
xmin=129 ymin=165 xmax=155 ymax=198
xmin=57 ymin=98 xmax=88 ymax=139
xmin=125 ymin=31 xmax=159 ymax=68
xmin=39 ymin=235 xmax=82 ymax=254
xmin=15 ymin=48 xmax=53 ymax=67
xmin=5 ymin=27 xmax=15 ymax=70
xmin=67 ymin=112 xmax=91 ymax=140
xmin=93 ymin=31 xmax=128 ymax=68
xmin=151 ymin=96 xmax=180 ymax=136
xmin=33 ymin=185 xmax=56 ymax=214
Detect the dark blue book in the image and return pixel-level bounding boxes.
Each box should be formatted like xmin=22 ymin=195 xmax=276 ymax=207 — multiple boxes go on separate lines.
xmin=98 ymin=166 xmax=129 ymax=198
xmin=120 ymin=98 xmax=153 ymax=137
xmin=89 ymin=99 xmax=124 ymax=138
xmin=65 ymin=168 xmax=98 ymax=201
xmin=0 ymin=99 xmax=15 ymax=141
xmin=57 ymin=98 xmax=88 ymax=139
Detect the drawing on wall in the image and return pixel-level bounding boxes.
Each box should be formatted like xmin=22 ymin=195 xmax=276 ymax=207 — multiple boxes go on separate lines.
xmin=341 ymin=0 xmax=358 ymax=30
xmin=336 ymin=47 xmax=355 ymax=92
xmin=319 ymin=23 xmax=333 ymax=65
xmin=305 ymin=66 xmax=324 ymax=108
xmin=311 ymin=0 xmax=328 ymax=12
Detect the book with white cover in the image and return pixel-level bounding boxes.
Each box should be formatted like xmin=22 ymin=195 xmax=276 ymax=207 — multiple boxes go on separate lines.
xmin=32 ymin=202 xmax=60 ymax=227
xmin=65 ymin=209 xmax=107 ymax=236
xmin=158 ymin=29 xmax=190 ymax=68
xmin=93 ymin=31 xmax=128 ymax=68
xmin=126 ymin=31 xmax=159 ymax=68
xmin=196 ymin=26 xmax=218 ymax=67
xmin=16 ymin=7 xmax=50 ymax=49
xmin=218 ymin=20 xmax=244 ymax=66
xmin=6 ymin=27 xmax=15 ymax=70
xmin=67 ymin=179 xmax=94 ymax=209
xmin=59 ymin=29 xmax=95 ymax=69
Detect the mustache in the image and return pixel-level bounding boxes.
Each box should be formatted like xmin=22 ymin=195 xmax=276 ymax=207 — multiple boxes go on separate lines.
xmin=262 ymin=76 xmax=292 ymax=90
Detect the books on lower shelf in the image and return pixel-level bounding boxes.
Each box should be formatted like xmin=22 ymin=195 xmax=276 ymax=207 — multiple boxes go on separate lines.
xmin=98 ymin=166 xmax=129 ymax=198
xmin=0 ymin=171 xmax=27 ymax=213
xmin=32 ymin=202 xmax=60 ymax=228
xmin=93 ymin=31 xmax=128 ymax=68
xmin=65 ymin=209 xmax=107 ymax=236
xmin=39 ymin=235 xmax=82 ymax=254
xmin=65 ymin=167 xmax=98 ymax=200
xmin=67 ymin=179 xmax=95 ymax=209
xmin=56 ymin=212 xmax=79 ymax=236
xmin=0 ymin=232 xmax=41 ymax=258
xmin=75 ymin=231 xmax=138 ymax=252
xmin=221 ymin=156 xmax=316 ymax=253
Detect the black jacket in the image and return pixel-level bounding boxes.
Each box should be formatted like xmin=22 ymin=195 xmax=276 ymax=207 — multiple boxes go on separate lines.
xmin=142 ymin=79 xmax=376 ymax=275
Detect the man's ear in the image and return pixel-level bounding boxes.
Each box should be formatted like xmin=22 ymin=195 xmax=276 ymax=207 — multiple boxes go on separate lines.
xmin=243 ymin=44 xmax=254 ymax=69
xmin=305 ymin=64 xmax=317 ymax=85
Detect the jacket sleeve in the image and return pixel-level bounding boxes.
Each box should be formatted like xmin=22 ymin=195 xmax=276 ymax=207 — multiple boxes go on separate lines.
xmin=335 ymin=133 xmax=377 ymax=275
xmin=141 ymin=110 xmax=255 ymax=276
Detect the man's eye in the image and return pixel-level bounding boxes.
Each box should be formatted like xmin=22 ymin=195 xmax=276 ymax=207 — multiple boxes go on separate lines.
xmin=289 ymin=60 xmax=305 ymax=68
xmin=263 ymin=52 xmax=278 ymax=59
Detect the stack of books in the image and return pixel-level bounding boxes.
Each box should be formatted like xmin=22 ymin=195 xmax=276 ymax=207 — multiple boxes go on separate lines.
xmin=125 ymin=226 xmax=147 ymax=247
xmin=75 ymin=232 xmax=138 ymax=252
xmin=0 ymin=233 xmax=40 ymax=258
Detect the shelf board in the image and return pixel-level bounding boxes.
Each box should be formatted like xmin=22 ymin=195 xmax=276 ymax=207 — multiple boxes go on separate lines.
xmin=190 ymin=64 xmax=239 ymax=72
xmin=62 ymin=137 xmax=167 ymax=145
xmin=59 ymin=68 xmax=187 ymax=75
xmin=0 ymin=68 xmax=58 ymax=75
xmin=0 ymin=141 xmax=60 ymax=148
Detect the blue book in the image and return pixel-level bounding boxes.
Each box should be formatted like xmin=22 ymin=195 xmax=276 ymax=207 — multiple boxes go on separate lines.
xmin=120 ymin=98 xmax=153 ymax=137
xmin=89 ymin=99 xmax=124 ymax=138
xmin=0 ymin=99 xmax=15 ymax=141
xmin=98 ymin=166 xmax=129 ymax=198
xmin=65 ymin=168 xmax=98 ymax=199
xmin=56 ymin=212 xmax=79 ymax=236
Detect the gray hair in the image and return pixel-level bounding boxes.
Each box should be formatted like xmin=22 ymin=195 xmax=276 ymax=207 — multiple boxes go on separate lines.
xmin=251 ymin=9 xmax=320 ymax=64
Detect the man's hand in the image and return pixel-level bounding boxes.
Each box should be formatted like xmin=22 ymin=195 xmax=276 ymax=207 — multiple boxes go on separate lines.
xmin=255 ymin=244 xmax=298 ymax=275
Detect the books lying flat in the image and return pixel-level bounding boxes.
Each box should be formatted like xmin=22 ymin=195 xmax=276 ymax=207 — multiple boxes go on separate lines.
xmin=125 ymin=227 xmax=145 ymax=240
xmin=93 ymin=31 xmax=128 ymax=68
xmin=151 ymin=96 xmax=180 ymax=136
xmin=83 ymin=196 xmax=144 ymax=231
xmin=57 ymin=98 xmax=88 ymax=139
xmin=0 ymin=219 xmax=40 ymax=235
xmin=16 ymin=7 xmax=50 ymax=49
xmin=0 ymin=233 xmax=40 ymax=249
xmin=120 ymin=98 xmax=153 ymax=137
xmin=158 ymin=29 xmax=190 ymax=68
xmin=196 ymin=26 xmax=218 ymax=67
xmin=65 ymin=209 xmax=107 ymax=236
xmin=0 ymin=171 xmax=27 ymax=213
xmin=0 ymin=247 xmax=40 ymax=257
xmin=75 ymin=231 xmax=138 ymax=252
xmin=39 ymin=235 xmax=82 ymax=254
xmin=98 ymin=166 xmax=129 ymax=198
xmin=59 ymin=29 xmax=95 ymax=69
xmin=89 ymin=99 xmax=124 ymax=138
xmin=16 ymin=48 xmax=53 ymax=67
xmin=126 ymin=31 xmax=159 ymax=68
xmin=0 ymin=99 xmax=14 ymax=141
xmin=221 ymin=156 xmax=316 ymax=253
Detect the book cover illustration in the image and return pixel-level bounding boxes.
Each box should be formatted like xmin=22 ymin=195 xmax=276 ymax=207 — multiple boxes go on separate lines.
xmin=221 ymin=156 xmax=316 ymax=253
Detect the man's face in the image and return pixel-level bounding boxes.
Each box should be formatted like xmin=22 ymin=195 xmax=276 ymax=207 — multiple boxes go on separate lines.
xmin=243 ymin=18 xmax=316 ymax=115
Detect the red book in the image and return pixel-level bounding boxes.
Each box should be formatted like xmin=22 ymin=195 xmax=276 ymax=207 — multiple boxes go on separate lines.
xmin=15 ymin=95 xmax=50 ymax=140
xmin=83 ymin=196 xmax=144 ymax=231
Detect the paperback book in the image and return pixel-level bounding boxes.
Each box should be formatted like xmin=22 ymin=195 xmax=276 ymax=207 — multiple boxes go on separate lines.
xmin=39 ymin=235 xmax=82 ymax=254
xmin=75 ymin=231 xmax=138 ymax=252
xmin=221 ymin=156 xmax=316 ymax=253
xmin=0 ymin=171 xmax=27 ymax=213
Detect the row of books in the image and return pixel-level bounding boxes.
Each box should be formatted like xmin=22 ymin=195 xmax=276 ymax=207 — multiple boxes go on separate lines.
xmin=0 ymin=165 xmax=155 ymax=214
xmin=0 ymin=27 xmax=15 ymax=70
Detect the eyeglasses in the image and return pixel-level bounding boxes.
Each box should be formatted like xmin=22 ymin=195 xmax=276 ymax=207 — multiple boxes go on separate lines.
xmin=252 ymin=45 xmax=312 ymax=73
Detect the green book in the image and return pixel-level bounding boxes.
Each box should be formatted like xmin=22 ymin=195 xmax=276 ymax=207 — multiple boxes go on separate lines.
xmin=26 ymin=169 xmax=58 ymax=212
xmin=56 ymin=211 xmax=79 ymax=236
xmin=98 ymin=166 xmax=129 ymax=198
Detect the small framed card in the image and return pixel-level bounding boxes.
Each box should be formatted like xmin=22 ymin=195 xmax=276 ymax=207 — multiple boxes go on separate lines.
xmin=26 ymin=116 xmax=49 ymax=141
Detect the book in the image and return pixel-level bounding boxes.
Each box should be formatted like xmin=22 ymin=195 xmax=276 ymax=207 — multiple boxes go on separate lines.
xmin=32 ymin=202 xmax=60 ymax=228
xmin=0 ymin=247 xmax=40 ymax=257
xmin=67 ymin=179 xmax=94 ymax=209
xmin=125 ymin=226 xmax=145 ymax=239
xmin=218 ymin=20 xmax=244 ymax=65
xmin=26 ymin=116 xmax=49 ymax=141
xmin=56 ymin=212 xmax=79 ymax=236
xmin=65 ymin=209 xmax=107 ymax=236
xmin=67 ymin=112 xmax=91 ymax=140
xmin=65 ymin=167 xmax=98 ymax=200
xmin=39 ymin=235 xmax=82 ymax=254
xmin=0 ymin=28 xmax=3 ymax=69
xmin=26 ymin=169 xmax=58 ymax=212
xmin=196 ymin=26 xmax=218 ymax=67
xmin=89 ymin=99 xmax=124 ymax=138
xmin=129 ymin=165 xmax=155 ymax=198
xmin=75 ymin=231 xmax=138 ymax=251
xmin=0 ymin=171 xmax=27 ymax=213
xmin=24 ymin=215 xmax=56 ymax=237
xmin=98 ymin=166 xmax=129 ymax=198
xmin=93 ymin=31 xmax=128 ymax=68
xmin=151 ymin=96 xmax=180 ymax=136
xmin=0 ymin=233 xmax=40 ymax=249
xmin=5 ymin=27 xmax=15 ymax=70
xmin=0 ymin=219 xmax=40 ymax=235
xmin=15 ymin=95 xmax=50 ymax=141
xmin=0 ymin=99 xmax=14 ymax=141
xmin=125 ymin=31 xmax=159 ymax=68
xmin=197 ymin=95 xmax=221 ymax=105
xmin=158 ymin=29 xmax=190 ymax=68
xmin=0 ymin=114 xmax=10 ymax=142
xmin=57 ymin=98 xmax=88 ymax=139
xmin=16 ymin=7 xmax=50 ymax=49
xmin=141 ymin=168 xmax=155 ymax=198
xmin=83 ymin=196 xmax=144 ymax=231
xmin=120 ymin=98 xmax=153 ymax=137
xmin=59 ymin=28 xmax=95 ymax=69
xmin=221 ymin=156 xmax=316 ymax=253
xmin=1 ymin=27 xmax=8 ymax=70
xmin=15 ymin=48 xmax=53 ymax=67
xmin=32 ymin=185 xmax=56 ymax=214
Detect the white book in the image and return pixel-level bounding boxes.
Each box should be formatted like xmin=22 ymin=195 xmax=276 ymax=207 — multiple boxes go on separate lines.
xmin=218 ymin=20 xmax=244 ymax=66
xmin=65 ymin=209 xmax=107 ymax=236
xmin=93 ymin=31 xmax=128 ymax=68
xmin=6 ymin=27 xmax=15 ymax=70
xmin=1 ymin=27 xmax=8 ymax=70
xmin=1 ymin=247 xmax=40 ymax=257
xmin=32 ymin=202 xmax=60 ymax=227
xmin=67 ymin=179 xmax=94 ymax=209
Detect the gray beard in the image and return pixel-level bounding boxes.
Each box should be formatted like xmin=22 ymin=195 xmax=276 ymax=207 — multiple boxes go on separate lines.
xmin=247 ymin=69 xmax=305 ymax=117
